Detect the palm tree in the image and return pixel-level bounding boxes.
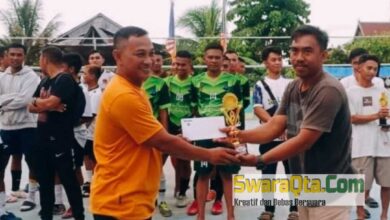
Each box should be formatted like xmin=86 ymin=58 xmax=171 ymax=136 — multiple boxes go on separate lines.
xmin=0 ymin=0 xmax=61 ymax=65
xmin=176 ymin=0 xmax=222 ymax=63
xmin=177 ymin=0 xmax=222 ymax=37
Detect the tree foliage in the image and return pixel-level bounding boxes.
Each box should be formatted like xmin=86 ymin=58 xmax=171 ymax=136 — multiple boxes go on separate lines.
xmin=325 ymin=46 xmax=348 ymax=64
xmin=176 ymin=0 xmax=222 ymax=65
xmin=227 ymin=0 xmax=310 ymax=60
xmin=344 ymin=35 xmax=390 ymax=63
xmin=177 ymin=0 xmax=222 ymax=38
xmin=0 ymin=0 xmax=61 ymax=65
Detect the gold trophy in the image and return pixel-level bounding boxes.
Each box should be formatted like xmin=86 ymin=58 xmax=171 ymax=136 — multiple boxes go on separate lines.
xmin=221 ymin=93 xmax=247 ymax=154
xmin=379 ymin=92 xmax=390 ymax=128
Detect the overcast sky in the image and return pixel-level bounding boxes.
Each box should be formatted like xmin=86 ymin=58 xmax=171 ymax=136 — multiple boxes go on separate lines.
xmin=0 ymin=0 xmax=389 ymax=47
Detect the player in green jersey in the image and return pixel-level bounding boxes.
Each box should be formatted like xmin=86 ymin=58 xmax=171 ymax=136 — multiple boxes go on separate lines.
xmin=142 ymin=52 xmax=172 ymax=217
xmin=164 ymin=50 xmax=194 ymax=208
xmin=225 ymin=50 xmax=250 ymax=129
xmin=190 ymin=43 xmax=241 ymax=220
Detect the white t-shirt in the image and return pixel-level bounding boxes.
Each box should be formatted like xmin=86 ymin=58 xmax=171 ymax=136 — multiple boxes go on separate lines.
xmin=340 ymin=74 xmax=384 ymax=89
xmin=253 ymin=76 xmax=291 ymax=141
xmin=253 ymin=76 xmax=292 ymax=114
xmin=74 ymin=84 xmax=93 ymax=147
xmin=347 ymin=85 xmax=390 ymax=158
xmin=98 ymin=70 xmax=114 ymax=91
xmin=86 ymin=87 xmax=102 ymax=140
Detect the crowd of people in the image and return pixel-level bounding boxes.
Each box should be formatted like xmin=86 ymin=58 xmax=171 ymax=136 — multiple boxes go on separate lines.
xmin=0 ymin=24 xmax=388 ymax=220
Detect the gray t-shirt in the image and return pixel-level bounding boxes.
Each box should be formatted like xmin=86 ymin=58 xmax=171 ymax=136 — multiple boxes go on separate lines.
xmin=277 ymin=73 xmax=354 ymax=174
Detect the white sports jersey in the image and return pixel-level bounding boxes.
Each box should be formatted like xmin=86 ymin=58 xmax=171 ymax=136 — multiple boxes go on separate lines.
xmin=86 ymin=87 xmax=102 ymax=140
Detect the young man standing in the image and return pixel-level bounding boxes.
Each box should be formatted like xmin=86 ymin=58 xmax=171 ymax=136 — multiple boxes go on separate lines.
xmin=252 ymin=46 xmax=297 ymax=220
xmin=58 ymin=53 xmax=93 ymax=218
xmin=164 ymin=50 xmax=193 ymax=208
xmin=29 ymin=46 xmax=84 ymax=220
xmin=142 ymin=52 xmax=172 ymax=217
xmin=222 ymin=25 xmax=354 ymax=220
xmin=1 ymin=45 xmax=31 ymax=206
xmin=82 ymin=64 xmax=102 ymax=197
xmin=88 ymin=50 xmax=114 ymax=90
xmin=191 ymin=43 xmax=241 ymax=220
xmin=89 ymin=26 xmax=238 ymax=220
xmin=0 ymin=43 xmax=40 ymax=213
xmin=346 ymin=54 xmax=390 ymax=220
xmin=340 ymin=48 xmax=383 ymax=218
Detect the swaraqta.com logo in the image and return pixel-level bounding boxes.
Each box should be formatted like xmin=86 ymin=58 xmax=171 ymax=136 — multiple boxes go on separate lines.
xmin=233 ymin=174 xmax=365 ymax=207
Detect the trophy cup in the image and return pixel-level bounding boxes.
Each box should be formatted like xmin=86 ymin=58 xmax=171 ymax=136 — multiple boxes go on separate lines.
xmin=379 ymin=92 xmax=390 ymax=128
xmin=221 ymin=93 xmax=247 ymax=154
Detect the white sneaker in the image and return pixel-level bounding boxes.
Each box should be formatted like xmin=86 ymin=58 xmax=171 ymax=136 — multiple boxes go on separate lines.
xmin=176 ymin=195 xmax=188 ymax=208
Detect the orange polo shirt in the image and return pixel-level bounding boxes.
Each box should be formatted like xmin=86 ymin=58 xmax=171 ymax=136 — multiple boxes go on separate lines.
xmin=90 ymin=74 xmax=162 ymax=219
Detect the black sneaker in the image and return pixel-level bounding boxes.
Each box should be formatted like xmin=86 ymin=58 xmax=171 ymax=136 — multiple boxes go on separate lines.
xmin=53 ymin=204 xmax=66 ymax=215
xmin=0 ymin=211 xmax=22 ymax=220
xmin=82 ymin=182 xmax=90 ymax=197
xmin=20 ymin=200 xmax=36 ymax=212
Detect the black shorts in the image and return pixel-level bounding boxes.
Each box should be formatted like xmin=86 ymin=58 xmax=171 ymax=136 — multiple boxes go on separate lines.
xmin=0 ymin=144 xmax=10 ymax=171
xmin=84 ymin=140 xmax=95 ymax=162
xmin=0 ymin=128 xmax=37 ymax=155
xmin=168 ymin=122 xmax=181 ymax=135
xmin=193 ymin=139 xmax=240 ymax=175
xmin=72 ymin=138 xmax=84 ymax=167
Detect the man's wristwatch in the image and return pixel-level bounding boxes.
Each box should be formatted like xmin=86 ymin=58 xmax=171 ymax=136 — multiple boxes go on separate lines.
xmin=255 ymin=155 xmax=267 ymax=170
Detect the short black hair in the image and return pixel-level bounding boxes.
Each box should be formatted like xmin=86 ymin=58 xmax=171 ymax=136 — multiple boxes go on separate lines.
xmin=88 ymin=49 xmax=104 ymax=58
xmin=358 ymin=54 xmax=380 ymax=65
xmin=291 ymin=25 xmax=329 ymax=51
xmin=348 ymin=48 xmax=368 ymax=63
xmin=8 ymin=43 xmax=27 ymax=54
xmin=113 ymin=26 xmax=148 ymax=49
xmin=40 ymin=46 xmax=63 ymax=65
xmin=223 ymin=55 xmax=230 ymax=61
xmin=63 ymin=52 xmax=84 ymax=73
xmin=358 ymin=54 xmax=381 ymax=76
xmin=176 ymin=50 xmax=192 ymax=59
xmin=261 ymin=46 xmax=282 ymax=61
xmin=154 ymin=50 xmax=165 ymax=57
xmin=225 ymin=50 xmax=237 ymax=55
xmin=85 ymin=65 xmax=102 ymax=80
xmin=0 ymin=46 xmax=6 ymax=58
xmin=238 ymin=57 xmax=245 ymax=63
xmin=204 ymin=42 xmax=224 ymax=53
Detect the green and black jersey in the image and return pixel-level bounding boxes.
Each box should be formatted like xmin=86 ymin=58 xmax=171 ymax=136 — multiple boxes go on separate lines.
xmin=237 ymin=74 xmax=250 ymax=109
xmin=165 ymin=75 xmax=193 ymax=129
xmin=237 ymin=74 xmax=250 ymax=129
xmin=142 ymin=75 xmax=170 ymax=118
xmin=191 ymin=72 xmax=242 ymax=118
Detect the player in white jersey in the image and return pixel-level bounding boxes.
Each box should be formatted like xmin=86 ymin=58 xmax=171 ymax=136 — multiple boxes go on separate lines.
xmin=81 ymin=64 xmax=102 ymax=200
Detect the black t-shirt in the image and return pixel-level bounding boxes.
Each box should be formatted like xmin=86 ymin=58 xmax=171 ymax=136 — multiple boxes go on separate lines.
xmin=33 ymin=73 xmax=77 ymax=141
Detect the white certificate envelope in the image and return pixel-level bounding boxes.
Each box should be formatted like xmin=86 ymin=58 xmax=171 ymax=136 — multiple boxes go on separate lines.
xmin=181 ymin=116 xmax=227 ymax=141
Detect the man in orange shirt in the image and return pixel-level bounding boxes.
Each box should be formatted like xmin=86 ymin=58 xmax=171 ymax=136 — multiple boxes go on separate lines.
xmin=90 ymin=26 xmax=239 ymax=220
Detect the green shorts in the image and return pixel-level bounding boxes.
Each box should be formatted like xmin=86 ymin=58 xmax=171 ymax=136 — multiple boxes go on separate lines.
xmin=193 ymin=139 xmax=240 ymax=174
